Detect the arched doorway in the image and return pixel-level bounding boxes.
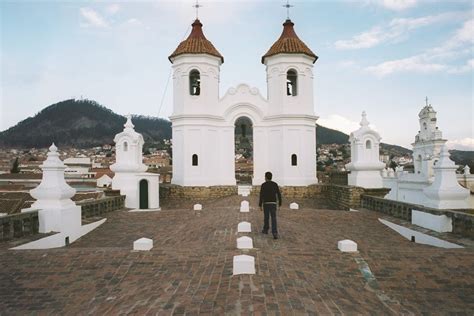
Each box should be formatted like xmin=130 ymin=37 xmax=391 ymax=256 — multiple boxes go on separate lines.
xmin=235 ymin=116 xmax=253 ymax=184
xmin=139 ymin=179 xmax=149 ymax=209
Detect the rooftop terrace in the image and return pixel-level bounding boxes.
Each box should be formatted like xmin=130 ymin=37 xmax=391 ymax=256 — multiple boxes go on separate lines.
xmin=1 ymin=195 xmax=473 ymax=314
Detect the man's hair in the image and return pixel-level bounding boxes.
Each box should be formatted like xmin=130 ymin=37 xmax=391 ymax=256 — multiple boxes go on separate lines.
xmin=265 ymin=171 xmax=272 ymax=180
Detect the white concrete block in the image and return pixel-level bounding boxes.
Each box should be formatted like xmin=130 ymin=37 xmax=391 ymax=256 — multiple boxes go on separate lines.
xmin=290 ymin=202 xmax=299 ymax=210
xmin=133 ymin=237 xmax=153 ymax=251
xmin=412 ymin=210 xmax=452 ymax=233
xmin=240 ymin=200 xmax=249 ymax=212
xmin=337 ymin=239 xmax=358 ymax=252
xmin=193 ymin=204 xmax=202 ymax=211
xmin=0 ymin=213 xmax=7 ymax=217
xmin=237 ymin=236 xmax=253 ymax=249
xmin=238 ymin=221 xmax=251 ymax=233
xmin=233 ymin=255 xmax=255 ymax=275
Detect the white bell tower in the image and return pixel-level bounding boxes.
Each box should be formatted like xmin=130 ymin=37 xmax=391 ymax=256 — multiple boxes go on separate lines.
xmin=169 ymin=19 xmax=235 ymax=186
xmin=412 ymin=99 xmax=446 ymax=179
xmin=260 ymin=18 xmax=319 ymax=186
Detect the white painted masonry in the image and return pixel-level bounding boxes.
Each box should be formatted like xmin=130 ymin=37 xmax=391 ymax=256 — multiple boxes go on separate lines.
xmin=169 ymin=21 xmax=318 ymax=187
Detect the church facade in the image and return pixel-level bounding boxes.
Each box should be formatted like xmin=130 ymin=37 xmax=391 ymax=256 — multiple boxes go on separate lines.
xmin=168 ymin=19 xmax=319 ymax=186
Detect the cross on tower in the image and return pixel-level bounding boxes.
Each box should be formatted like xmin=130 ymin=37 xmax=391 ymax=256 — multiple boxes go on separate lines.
xmin=283 ymin=0 xmax=294 ymax=20
xmin=193 ymin=0 xmax=202 ymax=19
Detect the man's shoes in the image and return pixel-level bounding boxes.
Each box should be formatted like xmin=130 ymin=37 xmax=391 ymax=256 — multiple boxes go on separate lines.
xmin=261 ymin=230 xmax=268 ymax=234
xmin=273 ymin=234 xmax=279 ymax=240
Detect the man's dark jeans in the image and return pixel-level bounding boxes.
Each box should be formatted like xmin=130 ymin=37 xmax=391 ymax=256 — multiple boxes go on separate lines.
xmin=263 ymin=203 xmax=278 ymax=235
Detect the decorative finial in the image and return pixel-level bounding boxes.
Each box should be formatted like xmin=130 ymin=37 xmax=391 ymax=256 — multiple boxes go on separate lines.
xmin=49 ymin=143 xmax=58 ymax=153
xmin=360 ymin=111 xmax=369 ymax=127
xmin=464 ymin=165 xmax=471 ymax=175
xmin=283 ymin=0 xmax=294 ymax=20
xmin=124 ymin=115 xmax=134 ymax=129
xmin=425 ymin=96 xmax=429 ymax=107
xmin=193 ymin=0 xmax=202 ymax=19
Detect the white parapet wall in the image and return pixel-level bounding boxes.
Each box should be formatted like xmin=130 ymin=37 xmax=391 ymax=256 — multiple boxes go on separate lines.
xmin=379 ymin=218 xmax=463 ymax=249
xmin=411 ymin=210 xmax=452 ymax=233
xmin=12 ymin=219 xmax=106 ymax=250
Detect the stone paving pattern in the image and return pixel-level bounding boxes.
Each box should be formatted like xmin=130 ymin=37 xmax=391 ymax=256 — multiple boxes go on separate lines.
xmin=0 ymin=195 xmax=473 ymax=314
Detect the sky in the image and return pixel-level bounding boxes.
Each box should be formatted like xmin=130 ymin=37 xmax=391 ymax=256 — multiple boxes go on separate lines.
xmin=1 ymin=0 xmax=473 ymax=150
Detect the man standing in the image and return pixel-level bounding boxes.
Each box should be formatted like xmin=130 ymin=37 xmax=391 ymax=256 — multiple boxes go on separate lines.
xmin=259 ymin=171 xmax=282 ymax=239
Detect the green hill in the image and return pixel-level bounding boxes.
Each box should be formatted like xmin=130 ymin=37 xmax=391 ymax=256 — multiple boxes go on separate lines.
xmin=0 ymin=99 xmax=171 ymax=148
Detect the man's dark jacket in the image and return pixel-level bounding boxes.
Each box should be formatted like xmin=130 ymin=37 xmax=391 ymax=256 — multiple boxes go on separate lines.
xmin=259 ymin=180 xmax=282 ymax=207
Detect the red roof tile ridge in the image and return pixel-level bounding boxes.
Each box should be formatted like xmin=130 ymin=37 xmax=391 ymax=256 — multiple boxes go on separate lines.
xmin=262 ymin=19 xmax=318 ymax=64
xmin=169 ymin=19 xmax=224 ymax=63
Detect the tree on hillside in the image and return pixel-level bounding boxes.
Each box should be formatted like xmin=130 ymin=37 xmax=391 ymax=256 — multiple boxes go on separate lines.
xmin=10 ymin=157 xmax=20 ymax=173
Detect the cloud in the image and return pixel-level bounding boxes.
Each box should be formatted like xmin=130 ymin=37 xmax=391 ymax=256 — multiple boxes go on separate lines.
xmin=335 ymin=12 xmax=467 ymax=50
xmin=318 ymin=114 xmax=377 ymax=135
xmin=80 ymin=7 xmax=108 ymax=28
xmin=447 ymin=59 xmax=474 ymax=74
xmin=446 ymin=138 xmax=474 ymax=151
xmin=123 ymin=18 xmax=143 ymax=27
xmin=338 ymin=60 xmax=359 ymax=69
xmin=366 ymin=56 xmax=447 ymax=76
xmin=380 ymin=0 xmax=417 ymax=11
xmin=365 ymin=18 xmax=474 ymax=76
xmin=106 ymin=4 xmax=120 ymax=16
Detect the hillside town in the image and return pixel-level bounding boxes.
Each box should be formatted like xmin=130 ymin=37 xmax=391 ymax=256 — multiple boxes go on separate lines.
xmin=0 ymin=141 xmax=415 ymax=187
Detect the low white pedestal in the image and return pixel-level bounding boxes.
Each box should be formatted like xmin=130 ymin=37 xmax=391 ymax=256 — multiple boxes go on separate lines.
xmin=133 ymin=237 xmax=153 ymax=251
xmin=238 ymin=221 xmax=251 ymax=233
xmin=338 ymin=239 xmax=358 ymax=252
xmin=237 ymin=236 xmax=253 ymax=249
xmin=240 ymin=201 xmax=249 ymax=212
xmin=233 ymin=255 xmax=255 ymax=275
xmin=193 ymin=204 xmax=202 ymax=211
xmin=290 ymin=202 xmax=299 ymax=210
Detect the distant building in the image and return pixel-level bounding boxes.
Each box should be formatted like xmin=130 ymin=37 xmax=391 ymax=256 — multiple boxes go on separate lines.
xmin=64 ymin=157 xmax=94 ymax=179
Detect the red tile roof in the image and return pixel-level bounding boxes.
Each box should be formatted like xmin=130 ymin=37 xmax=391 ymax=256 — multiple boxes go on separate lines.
xmin=262 ymin=19 xmax=318 ymax=64
xmin=169 ymin=19 xmax=224 ymax=63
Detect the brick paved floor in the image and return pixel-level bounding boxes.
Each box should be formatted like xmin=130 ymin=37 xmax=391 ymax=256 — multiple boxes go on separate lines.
xmin=0 ymin=195 xmax=473 ymax=314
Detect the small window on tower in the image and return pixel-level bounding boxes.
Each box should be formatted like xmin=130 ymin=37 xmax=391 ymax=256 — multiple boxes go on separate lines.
xmin=189 ymin=70 xmax=201 ymax=96
xmin=291 ymin=154 xmax=297 ymax=166
xmin=366 ymin=140 xmax=372 ymax=149
xmin=286 ymin=69 xmax=297 ymax=96
xmin=123 ymin=141 xmax=128 ymax=152
xmin=192 ymin=154 xmax=198 ymax=166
